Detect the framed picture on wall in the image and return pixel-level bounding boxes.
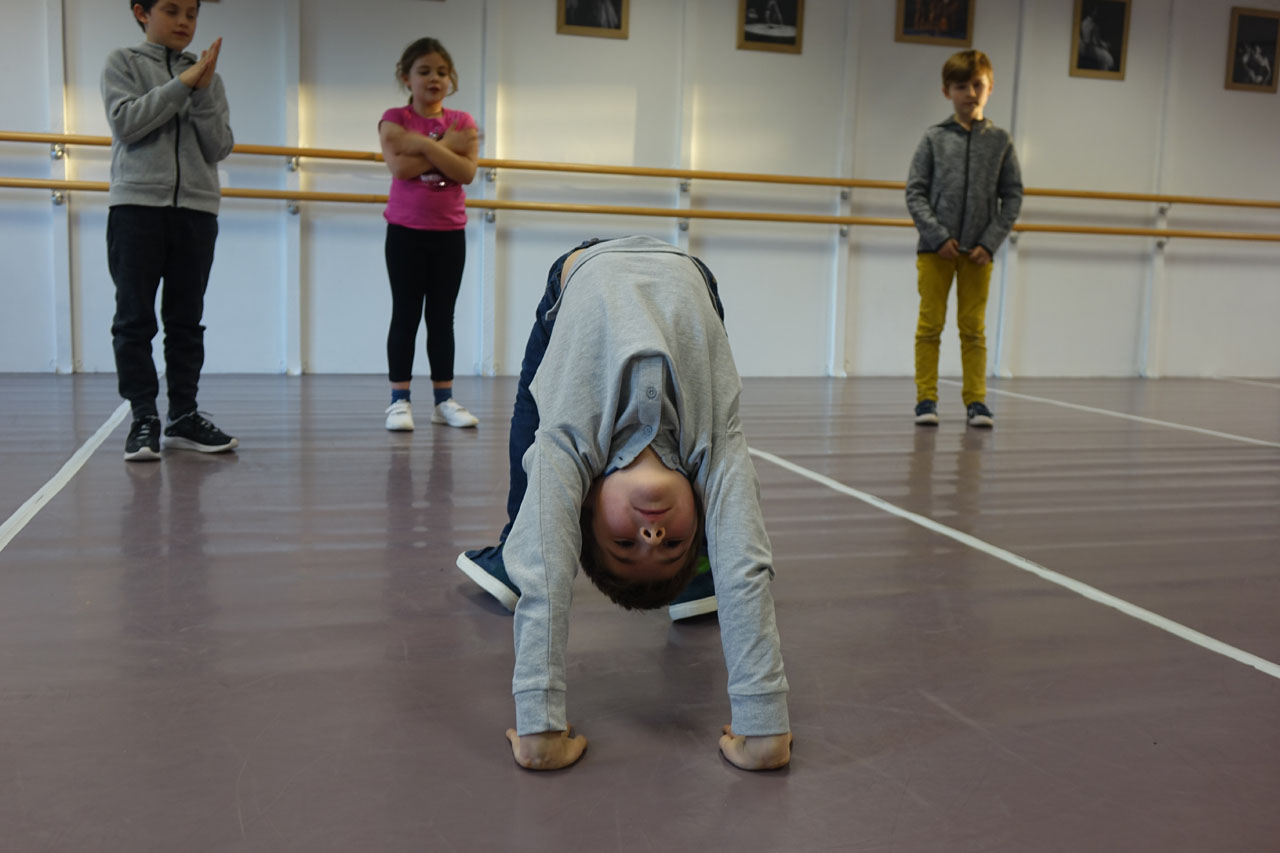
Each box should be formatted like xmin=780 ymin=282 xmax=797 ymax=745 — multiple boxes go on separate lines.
xmin=738 ymin=0 xmax=805 ymax=54
xmin=894 ymin=0 xmax=974 ymax=47
xmin=1070 ymin=0 xmax=1130 ymax=80
xmin=557 ymin=0 xmax=629 ymax=40
xmin=1225 ymin=7 xmax=1279 ymax=92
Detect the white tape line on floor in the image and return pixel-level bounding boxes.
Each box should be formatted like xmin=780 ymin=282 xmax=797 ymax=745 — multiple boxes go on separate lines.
xmin=749 ymin=446 xmax=1280 ymax=681
xmin=939 ymin=380 xmax=1280 ymax=449
xmin=0 ymin=401 xmax=130 ymax=554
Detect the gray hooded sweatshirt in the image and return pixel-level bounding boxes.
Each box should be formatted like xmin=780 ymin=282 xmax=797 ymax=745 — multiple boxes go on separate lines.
xmin=905 ymin=116 xmax=1023 ymax=254
xmin=504 ymin=236 xmax=789 ymax=738
xmin=101 ymin=42 xmax=234 ymax=214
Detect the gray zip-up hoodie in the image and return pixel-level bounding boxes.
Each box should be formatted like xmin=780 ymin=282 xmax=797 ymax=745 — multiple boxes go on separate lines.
xmin=101 ymin=42 xmax=234 ymax=214
xmin=905 ymin=116 xmax=1022 ymax=254
xmin=504 ymin=236 xmax=789 ymax=739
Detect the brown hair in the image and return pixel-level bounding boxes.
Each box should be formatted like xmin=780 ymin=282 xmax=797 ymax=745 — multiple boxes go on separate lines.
xmin=132 ymin=0 xmax=200 ymax=32
xmin=396 ymin=37 xmax=459 ymax=101
xmin=578 ymin=493 xmax=705 ymax=611
xmin=942 ymin=49 xmax=993 ymax=88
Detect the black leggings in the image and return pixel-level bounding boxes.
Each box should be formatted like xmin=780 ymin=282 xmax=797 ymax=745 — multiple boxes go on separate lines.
xmin=384 ymin=225 xmax=466 ymax=383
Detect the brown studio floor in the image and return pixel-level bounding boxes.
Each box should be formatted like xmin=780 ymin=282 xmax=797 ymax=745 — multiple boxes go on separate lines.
xmin=1 ymin=374 xmax=1278 ymax=852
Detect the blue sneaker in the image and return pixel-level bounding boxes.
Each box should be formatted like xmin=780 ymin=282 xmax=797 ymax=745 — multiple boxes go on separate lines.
xmin=456 ymin=545 xmax=520 ymax=611
xmin=668 ymin=556 xmax=717 ymax=621
xmin=966 ymin=401 xmax=995 ymax=428
xmin=914 ymin=399 xmax=939 ymax=425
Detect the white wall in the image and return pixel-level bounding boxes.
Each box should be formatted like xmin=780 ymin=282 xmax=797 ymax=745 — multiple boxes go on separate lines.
xmin=1 ymin=1 xmax=58 ymax=371
xmin=2 ymin=0 xmax=1278 ymax=378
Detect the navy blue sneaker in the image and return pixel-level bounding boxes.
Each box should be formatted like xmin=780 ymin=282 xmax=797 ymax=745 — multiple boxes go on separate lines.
xmin=914 ymin=399 xmax=939 ymax=425
xmin=456 ymin=545 xmax=520 ymax=611
xmin=966 ymin=401 xmax=994 ymax=428
xmin=668 ymin=556 xmax=717 ymax=621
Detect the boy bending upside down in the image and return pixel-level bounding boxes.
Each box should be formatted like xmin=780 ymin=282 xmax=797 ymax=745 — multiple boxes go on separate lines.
xmin=456 ymin=236 xmax=791 ymax=771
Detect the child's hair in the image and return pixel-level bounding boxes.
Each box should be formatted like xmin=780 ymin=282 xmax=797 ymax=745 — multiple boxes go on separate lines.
xmin=132 ymin=0 xmax=200 ymax=32
xmin=578 ymin=496 xmax=705 ymax=611
xmin=396 ymin=37 xmax=459 ymax=102
xmin=942 ymin=49 xmax=993 ymax=88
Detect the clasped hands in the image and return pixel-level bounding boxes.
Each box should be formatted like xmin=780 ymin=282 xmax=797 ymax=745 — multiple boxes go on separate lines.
xmin=178 ymin=37 xmax=222 ymax=90
xmin=938 ymin=238 xmax=990 ymax=265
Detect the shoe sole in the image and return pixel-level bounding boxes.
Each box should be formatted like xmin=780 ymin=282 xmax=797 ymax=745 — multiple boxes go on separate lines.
xmin=385 ymin=421 xmax=415 ymax=431
xmin=914 ymin=414 xmax=940 ymax=425
xmin=967 ymin=417 xmax=994 ymax=428
xmin=432 ymin=415 xmax=479 ymax=428
xmin=455 ymin=553 xmax=518 ymax=612
xmin=668 ymin=595 xmax=718 ymax=621
xmin=124 ymin=447 xmax=161 ymax=462
xmin=163 ymin=436 xmax=239 ymax=453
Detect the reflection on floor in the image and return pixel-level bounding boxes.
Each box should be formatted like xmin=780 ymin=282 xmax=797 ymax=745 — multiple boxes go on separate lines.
xmin=1 ymin=374 xmax=1278 ymax=851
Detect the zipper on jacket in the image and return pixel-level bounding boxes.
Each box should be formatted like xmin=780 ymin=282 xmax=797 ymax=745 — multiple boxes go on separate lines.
xmin=957 ymin=125 xmax=971 ymax=246
xmin=166 ymin=50 xmax=181 ymax=207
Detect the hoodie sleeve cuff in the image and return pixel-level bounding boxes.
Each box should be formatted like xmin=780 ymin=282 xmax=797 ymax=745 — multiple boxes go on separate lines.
xmin=729 ymin=692 xmax=790 ymax=736
xmin=514 ymin=689 xmax=568 ymax=736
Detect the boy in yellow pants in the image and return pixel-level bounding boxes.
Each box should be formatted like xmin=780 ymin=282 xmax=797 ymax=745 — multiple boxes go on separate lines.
xmin=905 ymin=49 xmax=1023 ymax=428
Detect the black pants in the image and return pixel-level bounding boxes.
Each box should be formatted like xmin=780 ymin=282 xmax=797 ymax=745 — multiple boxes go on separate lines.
xmin=384 ymin=225 xmax=466 ymax=384
xmin=107 ymin=205 xmax=218 ymax=421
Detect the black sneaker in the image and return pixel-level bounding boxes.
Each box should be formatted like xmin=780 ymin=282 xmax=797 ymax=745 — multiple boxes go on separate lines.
xmin=456 ymin=545 xmax=520 ymax=612
xmin=914 ymin=399 xmax=939 ymax=425
xmin=123 ymin=415 xmax=162 ymax=462
xmin=163 ymin=411 xmax=239 ymax=453
xmin=966 ymin=401 xmax=995 ymax=428
xmin=668 ymin=556 xmax=717 ymax=621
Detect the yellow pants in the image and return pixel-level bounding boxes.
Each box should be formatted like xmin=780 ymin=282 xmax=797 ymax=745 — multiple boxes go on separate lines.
xmin=914 ymin=253 xmax=992 ymax=406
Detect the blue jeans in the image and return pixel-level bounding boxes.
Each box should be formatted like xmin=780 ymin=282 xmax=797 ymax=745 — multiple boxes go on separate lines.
xmin=497 ymin=239 xmax=725 ymax=542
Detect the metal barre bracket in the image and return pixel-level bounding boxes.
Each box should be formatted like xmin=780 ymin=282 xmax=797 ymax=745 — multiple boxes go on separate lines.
xmin=286 ymin=202 xmax=299 ymax=215
xmin=51 ymin=190 xmax=65 ymax=206
xmin=286 ymin=156 xmax=300 ymax=172
xmin=485 ymin=211 xmax=496 ymax=223
xmin=50 ymin=144 xmax=66 ymax=161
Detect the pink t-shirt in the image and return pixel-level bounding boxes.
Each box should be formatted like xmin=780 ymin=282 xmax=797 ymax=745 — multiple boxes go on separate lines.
xmin=380 ymin=105 xmax=476 ymax=231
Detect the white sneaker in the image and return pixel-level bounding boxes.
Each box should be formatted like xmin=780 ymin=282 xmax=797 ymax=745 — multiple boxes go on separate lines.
xmin=385 ymin=399 xmax=414 ymax=431
xmin=432 ymin=398 xmax=479 ymax=428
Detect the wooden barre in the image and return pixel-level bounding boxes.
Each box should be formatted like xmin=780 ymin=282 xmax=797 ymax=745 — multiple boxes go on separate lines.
xmin=4 ymin=176 xmax=1279 ymax=242
xmin=4 ymin=130 xmax=1279 ymax=210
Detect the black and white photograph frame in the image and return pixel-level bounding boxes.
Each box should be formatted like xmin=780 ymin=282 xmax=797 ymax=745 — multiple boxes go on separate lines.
xmin=557 ymin=0 xmax=629 ymax=41
xmin=1070 ymin=0 xmax=1130 ymax=80
xmin=738 ymin=0 xmax=805 ymax=55
xmin=894 ymin=0 xmax=974 ymax=48
xmin=1225 ymin=7 xmax=1279 ymax=93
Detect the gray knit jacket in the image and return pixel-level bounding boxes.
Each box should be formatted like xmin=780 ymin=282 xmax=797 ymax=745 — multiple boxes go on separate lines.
xmin=905 ymin=116 xmax=1023 ymax=254
xmin=101 ymin=42 xmax=234 ymax=214
xmin=504 ymin=236 xmax=789 ymax=738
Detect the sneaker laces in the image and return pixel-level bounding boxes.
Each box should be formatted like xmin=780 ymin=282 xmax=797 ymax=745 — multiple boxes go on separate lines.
xmin=134 ymin=418 xmax=159 ymax=440
xmin=171 ymin=410 xmax=216 ymax=429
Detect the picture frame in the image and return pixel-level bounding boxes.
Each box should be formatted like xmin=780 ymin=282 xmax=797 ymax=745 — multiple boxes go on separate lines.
xmin=1070 ymin=0 xmax=1130 ymax=80
xmin=557 ymin=0 xmax=629 ymax=40
xmin=894 ymin=0 xmax=974 ymax=48
xmin=737 ymin=0 xmax=805 ymax=55
xmin=1225 ymin=7 xmax=1279 ymax=93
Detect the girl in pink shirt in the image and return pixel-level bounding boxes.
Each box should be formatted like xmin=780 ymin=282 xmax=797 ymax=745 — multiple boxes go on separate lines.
xmin=378 ymin=38 xmax=480 ymax=431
